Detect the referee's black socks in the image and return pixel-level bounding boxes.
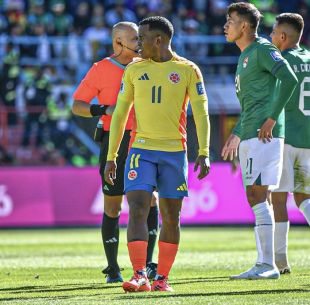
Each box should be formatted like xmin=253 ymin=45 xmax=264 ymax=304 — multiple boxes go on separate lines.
xmin=101 ymin=213 xmax=120 ymax=270
xmin=147 ymin=205 xmax=159 ymax=263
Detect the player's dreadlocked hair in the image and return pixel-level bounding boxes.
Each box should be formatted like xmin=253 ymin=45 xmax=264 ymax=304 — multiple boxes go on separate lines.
xmin=139 ymin=16 xmax=174 ymax=39
xmin=227 ymin=2 xmax=262 ymax=30
xmin=276 ymin=13 xmax=304 ymax=35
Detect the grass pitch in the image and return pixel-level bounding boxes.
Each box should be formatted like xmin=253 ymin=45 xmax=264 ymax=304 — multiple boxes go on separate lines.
xmin=0 ymin=227 xmax=309 ymax=305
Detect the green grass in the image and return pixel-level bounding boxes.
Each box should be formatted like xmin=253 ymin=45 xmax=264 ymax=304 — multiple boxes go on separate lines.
xmin=0 ymin=227 xmax=309 ymax=305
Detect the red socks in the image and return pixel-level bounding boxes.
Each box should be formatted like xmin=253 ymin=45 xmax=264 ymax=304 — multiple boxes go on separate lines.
xmin=157 ymin=241 xmax=179 ymax=277
xmin=127 ymin=240 xmax=179 ymax=277
xmin=127 ymin=241 xmax=148 ymax=271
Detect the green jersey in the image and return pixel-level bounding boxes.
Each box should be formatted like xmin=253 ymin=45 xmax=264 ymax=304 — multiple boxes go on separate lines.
xmin=282 ymin=47 xmax=310 ymax=148
xmin=233 ymin=37 xmax=293 ymax=140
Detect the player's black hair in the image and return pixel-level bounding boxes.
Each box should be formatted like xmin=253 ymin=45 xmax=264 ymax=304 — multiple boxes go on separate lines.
xmin=139 ymin=16 xmax=174 ymax=39
xmin=276 ymin=13 xmax=304 ymax=34
xmin=227 ymin=2 xmax=262 ymax=30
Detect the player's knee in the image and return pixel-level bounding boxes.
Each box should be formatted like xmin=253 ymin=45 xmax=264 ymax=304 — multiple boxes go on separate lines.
xmin=104 ymin=196 xmax=122 ymax=217
xmin=104 ymin=205 xmax=121 ymax=217
xmin=161 ymin=213 xmax=180 ymax=227
xmin=271 ymin=192 xmax=288 ymax=206
xmin=294 ymin=193 xmax=310 ymax=207
xmin=246 ymin=188 xmax=267 ymax=205
xmin=246 ymin=193 xmax=260 ymax=205
xmin=129 ymin=202 xmax=149 ymax=221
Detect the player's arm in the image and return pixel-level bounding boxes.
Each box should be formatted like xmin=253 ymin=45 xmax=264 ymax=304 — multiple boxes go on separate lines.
xmin=270 ymin=64 xmax=298 ymax=119
xmin=257 ymin=47 xmax=298 ymax=141
xmin=221 ymin=113 xmax=242 ymax=161
xmin=72 ymin=64 xmax=112 ymax=118
xmin=72 ymin=100 xmax=110 ymax=117
xmin=188 ymin=65 xmax=210 ymax=179
xmin=104 ymin=70 xmax=134 ymax=185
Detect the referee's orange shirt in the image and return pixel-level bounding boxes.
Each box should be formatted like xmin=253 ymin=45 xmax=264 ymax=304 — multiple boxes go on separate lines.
xmin=73 ymin=56 xmax=133 ymax=131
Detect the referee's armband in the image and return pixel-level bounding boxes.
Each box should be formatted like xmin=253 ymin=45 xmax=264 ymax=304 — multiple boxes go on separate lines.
xmin=90 ymin=104 xmax=107 ymax=116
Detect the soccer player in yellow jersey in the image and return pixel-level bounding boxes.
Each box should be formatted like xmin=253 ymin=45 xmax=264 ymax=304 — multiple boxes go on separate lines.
xmin=104 ymin=16 xmax=210 ymax=292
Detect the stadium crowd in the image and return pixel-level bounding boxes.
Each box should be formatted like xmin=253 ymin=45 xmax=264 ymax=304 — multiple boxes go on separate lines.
xmin=0 ymin=0 xmax=310 ymax=166
xmin=1 ymin=0 xmax=310 ymax=42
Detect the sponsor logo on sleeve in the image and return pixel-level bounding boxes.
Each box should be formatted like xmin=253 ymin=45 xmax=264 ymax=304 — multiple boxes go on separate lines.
xmin=243 ymin=57 xmax=249 ymax=68
xmin=270 ymin=50 xmax=282 ymax=62
xmin=196 ymin=82 xmax=205 ymax=95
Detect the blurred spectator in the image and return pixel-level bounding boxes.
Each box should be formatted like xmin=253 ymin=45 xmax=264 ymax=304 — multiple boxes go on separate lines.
xmin=299 ymin=0 xmax=310 ymax=48
xmin=250 ymin=0 xmax=278 ymax=34
xmin=105 ymin=1 xmax=137 ymax=27
xmin=21 ymin=67 xmax=51 ymax=148
xmin=46 ymin=92 xmax=71 ymax=155
xmin=25 ymin=23 xmax=52 ymax=62
xmin=151 ymin=0 xmax=173 ymax=18
xmin=207 ymin=0 xmax=228 ymax=30
xmin=0 ymin=12 xmax=8 ymax=33
xmin=171 ymin=5 xmax=188 ymax=34
xmin=5 ymin=0 xmax=27 ymax=33
xmin=196 ymin=12 xmax=209 ymax=35
xmin=0 ymin=144 xmax=14 ymax=165
xmin=67 ymin=29 xmax=92 ymax=76
xmin=193 ymin=0 xmax=208 ymax=11
xmin=84 ymin=18 xmax=110 ymax=61
xmin=49 ymin=0 xmax=73 ymax=35
xmin=182 ymin=18 xmax=208 ymax=59
xmin=58 ymin=136 xmax=98 ymax=167
xmin=276 ymin=0 xmax=301 ymax=13
xmin=135 ymin=3 xmax=149 ymax=22
xmin=90 ymin=3 xmax=105 ymax=26
xmin=250 ymin=0 xmax=275 ymax=11
xmin=27 ymin=1 xmax=54 ymax=35
xmin=0 ymin=42 xmax=20 ymax=125
xmin=73 ymin=1 xmax=91 ymax=34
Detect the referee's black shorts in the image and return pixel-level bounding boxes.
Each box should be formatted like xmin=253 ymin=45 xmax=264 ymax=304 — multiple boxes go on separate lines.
xmin=99 ymin=130 xmax=131 ymax=196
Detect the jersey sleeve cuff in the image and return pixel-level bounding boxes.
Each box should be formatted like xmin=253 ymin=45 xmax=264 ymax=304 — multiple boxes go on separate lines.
xmin=107 ymin=153 xmax=117 ymax=162
xmin=198 ymin=149 xmax=209 ymax=157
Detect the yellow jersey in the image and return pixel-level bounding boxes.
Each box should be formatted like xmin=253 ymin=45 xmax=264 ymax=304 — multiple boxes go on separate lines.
xmin=107 ymin=54 xmax=210 ymax=161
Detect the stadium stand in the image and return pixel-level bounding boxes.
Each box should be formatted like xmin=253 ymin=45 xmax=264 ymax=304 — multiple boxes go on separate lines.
xmin=0 ymin=0 xmax=309 ymax=165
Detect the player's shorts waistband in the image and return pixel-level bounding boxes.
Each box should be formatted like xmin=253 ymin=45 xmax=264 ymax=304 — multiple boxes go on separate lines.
xmin=131 ymin=137 xmax=186 ymax=152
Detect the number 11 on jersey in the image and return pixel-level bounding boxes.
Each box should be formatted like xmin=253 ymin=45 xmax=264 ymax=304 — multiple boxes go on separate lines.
xmin=152 ymin=86 xmax=162 ymax=103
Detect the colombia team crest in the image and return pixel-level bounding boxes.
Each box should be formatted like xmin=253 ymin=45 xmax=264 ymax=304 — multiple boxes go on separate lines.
xmin=128 ymin=170 xmax=137 ymax=180
xmin=168 ymin=72 xmax=180 ymax=84
xmin=243 ymin=57 xmax=248 ymax=68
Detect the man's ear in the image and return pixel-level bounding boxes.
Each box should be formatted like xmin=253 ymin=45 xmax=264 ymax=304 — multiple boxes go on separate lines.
xmin=242 ymin=21 xmax=249 ymax=31
xmin=116 ymin=37 xmax=122 ymax=46
xmin=281 ymin=32 xmax=286 ymax=41
xmin=155 ymin=35 xmax=162 ymax=46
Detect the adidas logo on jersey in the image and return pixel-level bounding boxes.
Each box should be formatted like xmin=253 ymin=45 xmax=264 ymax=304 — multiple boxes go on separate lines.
xmin=103 ymin=185 xmax=109 ymax=191
xmin=177 ymin=183 xmax=188 ymax=191
xmin=138 ymin=73 xmax=149 ymax=80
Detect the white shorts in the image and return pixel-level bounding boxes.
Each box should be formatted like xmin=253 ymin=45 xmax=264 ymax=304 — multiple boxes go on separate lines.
xmin=274 ymin=144 xmax=310 ymax=194
xmin=239 ymin=137 xmax=284 ymax=190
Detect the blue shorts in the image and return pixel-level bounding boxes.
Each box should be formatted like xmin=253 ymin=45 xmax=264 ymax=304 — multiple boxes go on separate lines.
xmin=124 ymin=148 xmax=188 ymax=199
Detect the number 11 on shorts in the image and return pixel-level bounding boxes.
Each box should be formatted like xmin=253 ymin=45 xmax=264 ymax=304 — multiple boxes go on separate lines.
xmin=246 ymin=157 xmax=253 ymax=175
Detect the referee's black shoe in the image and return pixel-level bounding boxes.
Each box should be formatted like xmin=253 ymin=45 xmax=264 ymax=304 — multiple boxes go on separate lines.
xmin=146 ymin=262 xmax=158 ymax=280
xmin=102 ymin=266 xmax=123 ymax=283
